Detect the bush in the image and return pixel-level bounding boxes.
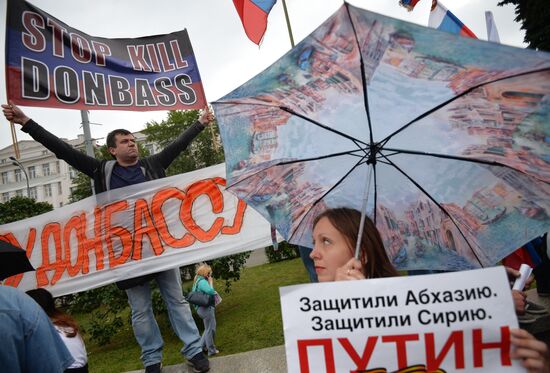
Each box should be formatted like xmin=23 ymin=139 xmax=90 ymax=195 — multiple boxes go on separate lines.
xmin=265 ymin=241 xmax=299 ymax=263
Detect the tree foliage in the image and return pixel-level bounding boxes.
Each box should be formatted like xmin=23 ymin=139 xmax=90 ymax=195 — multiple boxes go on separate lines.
xmin=0 ymin=196 xmax=53 ymax=224
xmin=498 ymin=0 xmax=550 ymax=51
xmin=142 ymin=109 xmax=224 ymax=174
xmin=265 ymin=241 xmax=300 ymax=263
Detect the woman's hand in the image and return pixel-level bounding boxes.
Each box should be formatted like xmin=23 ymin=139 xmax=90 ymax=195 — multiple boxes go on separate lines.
xmin=511 ymin=328 xmax=550 ymax=372
xmin=334 ymin=258 xmax=365 ymax=281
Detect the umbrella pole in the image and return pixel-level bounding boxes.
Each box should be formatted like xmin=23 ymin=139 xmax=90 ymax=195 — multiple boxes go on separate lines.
xmin=355 ymin=167 xmax=373 ymax=259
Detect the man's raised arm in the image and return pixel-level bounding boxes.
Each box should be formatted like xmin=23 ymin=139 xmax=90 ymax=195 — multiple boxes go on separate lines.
xmin=151 ymin=105 xmax=215 ymax=169
xmin=2 ymin=102 xmax=100 ymax=178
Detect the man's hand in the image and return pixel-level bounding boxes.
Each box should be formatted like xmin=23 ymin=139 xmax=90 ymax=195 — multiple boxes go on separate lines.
xmin=198 ymin=105 xmax=214 ymax=126
xmin=2 ymin=101 xmax=31 ymax=125
xmin=506 ymin=265 xmax=534 ymax=289
xmin=512 ymin=289 xmax=527 ymax=315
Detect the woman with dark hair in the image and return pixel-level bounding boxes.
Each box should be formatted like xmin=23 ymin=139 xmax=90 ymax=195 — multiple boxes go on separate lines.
xmin=311 ymin=208 xmax=550 ymax=371
xmin=26 ymin=288 xmax=88 ymax=373
xmin=311 ymin=207 xmax=398 ymax=282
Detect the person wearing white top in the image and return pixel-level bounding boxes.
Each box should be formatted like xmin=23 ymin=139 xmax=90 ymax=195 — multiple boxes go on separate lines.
xmin=26 ymin=288 xmax=89 ymax=373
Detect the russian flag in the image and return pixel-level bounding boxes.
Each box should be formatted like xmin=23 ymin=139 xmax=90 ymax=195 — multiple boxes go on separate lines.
xmin=233 ymin=0 xmax=277 ymax=45
xmin=429 ymin=0 xmax=477 ymax=39
xmin=399 ymin=0 xmax=421 ymax=11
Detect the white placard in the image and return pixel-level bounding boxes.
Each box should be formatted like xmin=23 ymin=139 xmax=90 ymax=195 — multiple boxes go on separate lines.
xmin=280 ymin=267 xmax=521 ymax=372
xmin=1 ymin=163 xmax=274 ymax=296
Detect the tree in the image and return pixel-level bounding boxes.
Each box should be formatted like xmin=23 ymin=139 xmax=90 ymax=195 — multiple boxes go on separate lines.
xmin=142 ymin=109 xmax=224 ymax=174
xmin=0 ymin=196 xmax=53 ymax=224
xmin=498 ymin=0 xmax=550 ymax=51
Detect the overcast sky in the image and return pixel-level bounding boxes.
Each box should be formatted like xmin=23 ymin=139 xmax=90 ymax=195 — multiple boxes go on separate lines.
xmin=0 ymin=0 xmax=526 ymax=150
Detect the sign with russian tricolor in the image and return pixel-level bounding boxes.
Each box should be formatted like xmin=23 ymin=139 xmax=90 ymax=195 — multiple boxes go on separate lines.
xmin=6 ymin=0 xmax=206 ymax=111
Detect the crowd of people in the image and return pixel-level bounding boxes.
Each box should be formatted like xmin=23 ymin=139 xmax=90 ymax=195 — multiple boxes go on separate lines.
xmin=1 ymin=102 xmax=549 ymax=372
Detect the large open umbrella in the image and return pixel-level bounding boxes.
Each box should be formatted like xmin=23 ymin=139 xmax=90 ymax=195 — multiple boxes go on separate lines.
xmin=0 ymin=240 xmax=35 ymax=281
xmin=212 ymin=4 xmax=550 ymax=270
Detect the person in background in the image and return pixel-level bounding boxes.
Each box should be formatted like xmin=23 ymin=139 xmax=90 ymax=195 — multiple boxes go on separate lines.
xmin=310 ymin=207 xmax=399 ymax=282
xmin=0 ymin=286 xmax=74 ymax=372
xmin=503 ymin=235 xmax=549 ymax=302
xmin=192 ymin=264 xmax=219 ymax=356
xmin=26 ymin=288 xmax=88 ymax=373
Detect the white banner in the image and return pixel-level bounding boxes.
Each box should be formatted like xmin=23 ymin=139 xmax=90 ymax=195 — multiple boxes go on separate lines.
xmin=1 ymin=163 xmax=273 ymax=296
xmin=280 ymin=267 xmax=521 ymax=372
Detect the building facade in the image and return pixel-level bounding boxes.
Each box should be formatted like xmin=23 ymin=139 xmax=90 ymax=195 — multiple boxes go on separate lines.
xmin=0 ymin=131 xmax=156 ymax=208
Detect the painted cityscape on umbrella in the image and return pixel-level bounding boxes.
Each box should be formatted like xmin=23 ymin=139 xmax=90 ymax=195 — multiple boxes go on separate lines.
xmin=213 ymin=5 xmax=550 ymax=270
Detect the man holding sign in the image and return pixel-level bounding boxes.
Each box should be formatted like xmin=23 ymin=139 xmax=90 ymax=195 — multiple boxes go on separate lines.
xmin=2 ymin=103 xmax=213 ymax=373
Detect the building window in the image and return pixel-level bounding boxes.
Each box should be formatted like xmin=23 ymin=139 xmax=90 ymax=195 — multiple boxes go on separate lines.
xmin=1 ymin=159 xmax=5 ymax=164
xmin=44 ymin=184 xmax=52 ymax=197
xmin=57 ymin=182 xmax=62 ymax=195
xmin=1 ymin=171 xmax=8 ymax=184
xmin=56 ymin=161 xmax=60 ymax=174
xmin=15 ymin=189 xmax=23 ymax=197
xmin=42 ymin=163 xmax=50 ymax=176
xmin=42 ymin=150 xmax=48 ymax=155
xmin=2 ymin=192 xmax=9 ymax=202
xmin=28 ymin=166 xmax=36 ymax=179
xmin=14 ymin=169 xmax=22 ymax=182
xmin=29 ymin=187 xmax=37 ymax=200
xmin=145 ymin=144 xmax=155 ymax=155
xmin=69 ymin=167 xmax=76 ymax=179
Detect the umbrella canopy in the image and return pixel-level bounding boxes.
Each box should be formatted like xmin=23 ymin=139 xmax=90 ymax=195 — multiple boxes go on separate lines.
xmin=212 ymin=4 xmax=550 ymax=271
xmin=0 ymin=240 xmax=35 ymax=281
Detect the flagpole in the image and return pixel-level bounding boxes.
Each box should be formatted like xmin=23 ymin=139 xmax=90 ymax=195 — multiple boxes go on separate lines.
xmin=281 ymin=0 xmax=295 ymax=48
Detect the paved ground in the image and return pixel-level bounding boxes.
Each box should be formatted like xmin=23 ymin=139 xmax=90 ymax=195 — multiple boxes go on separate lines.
xmin=125 ymin=345 xmax=286 ymax=373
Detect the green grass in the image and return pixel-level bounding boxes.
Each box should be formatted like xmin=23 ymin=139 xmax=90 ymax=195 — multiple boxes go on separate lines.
xmin=77 ymin=258 xmax=309 ymax=372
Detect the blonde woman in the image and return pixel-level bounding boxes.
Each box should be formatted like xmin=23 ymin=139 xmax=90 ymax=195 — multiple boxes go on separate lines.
xmin=192 ymin=264 xmax=219 ymax=356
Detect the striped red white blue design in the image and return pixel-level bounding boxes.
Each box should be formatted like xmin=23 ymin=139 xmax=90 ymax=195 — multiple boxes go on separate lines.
xmin=399 ymin=0 xmax=421 ymax=11
xmin=233 ymin=0 xmax=277 ymax=45
xmin=429 ymin=1 xmax=477 ymax=39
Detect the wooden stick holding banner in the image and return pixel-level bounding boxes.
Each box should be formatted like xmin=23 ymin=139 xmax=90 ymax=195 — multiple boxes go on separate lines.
xmin=209 ymin=119 xmax=219 ymax=153
xmin=9 ymin=119 xmax=20 ymax=159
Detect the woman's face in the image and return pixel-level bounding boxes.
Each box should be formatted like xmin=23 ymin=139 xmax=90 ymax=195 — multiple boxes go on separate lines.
xmin=310 ymin=217 xmax=354 ymax=282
